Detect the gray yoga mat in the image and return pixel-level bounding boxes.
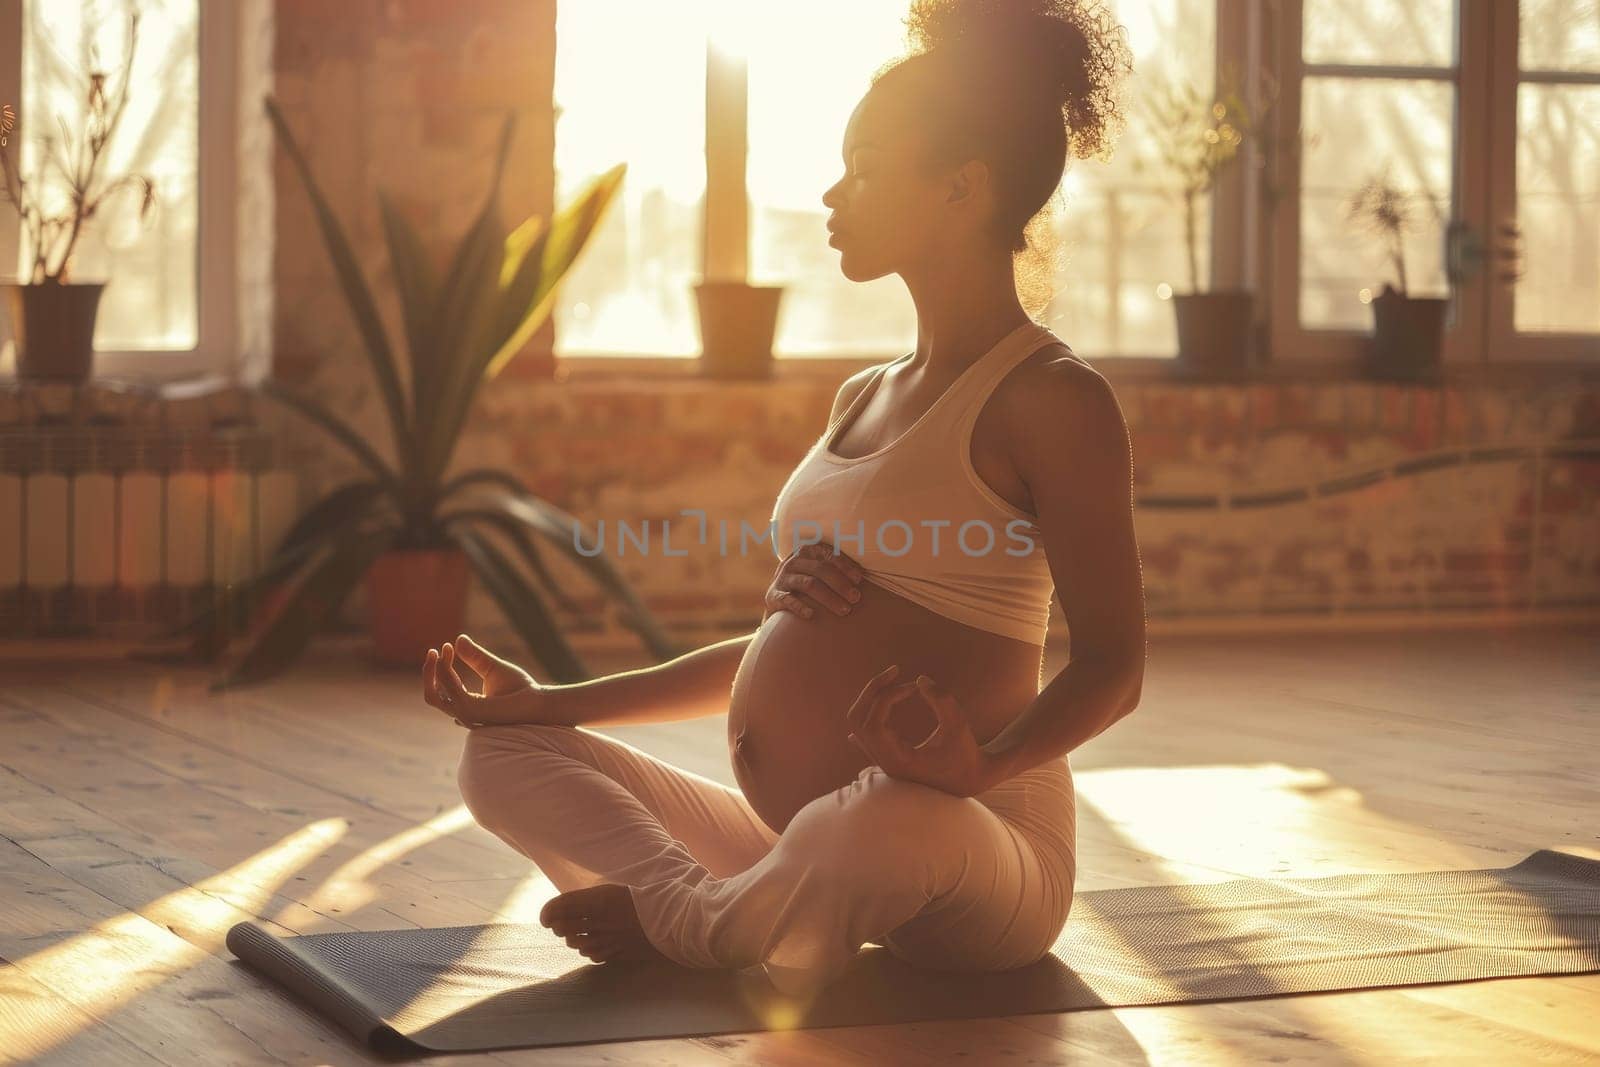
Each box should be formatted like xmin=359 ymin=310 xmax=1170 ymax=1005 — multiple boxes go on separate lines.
xmin=227 ymin=848 xmax=1600 ymax=1055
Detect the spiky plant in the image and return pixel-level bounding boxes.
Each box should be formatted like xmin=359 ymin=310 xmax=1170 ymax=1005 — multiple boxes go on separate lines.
xmin=136 ymin=95 xmax=687 ymax=690
xmin=1346 ymin=165 xmax=1422 ymax=296
xmin=1134 ymin=61 xmax=1267 ymax=293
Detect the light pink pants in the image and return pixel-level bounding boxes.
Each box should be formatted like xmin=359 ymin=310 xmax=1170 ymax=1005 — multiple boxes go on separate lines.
xmin=457 ymin=722 xmax=1077 ymax=996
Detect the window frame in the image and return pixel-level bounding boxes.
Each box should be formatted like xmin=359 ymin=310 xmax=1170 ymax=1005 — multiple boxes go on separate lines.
xmin=1265 ymin=0 xmax=1598 ymax=372
xmin=1265 ymin=0 xmax=1487 ymax=369
xmin=0 ymin=0 xmax=251 ymax=385
xmin=1485 ymin=0 xmax=1600 ymax=361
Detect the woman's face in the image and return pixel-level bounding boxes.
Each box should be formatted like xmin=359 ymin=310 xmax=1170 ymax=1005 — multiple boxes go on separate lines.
xmin=821 ymin=88 xmax=967 ymax=282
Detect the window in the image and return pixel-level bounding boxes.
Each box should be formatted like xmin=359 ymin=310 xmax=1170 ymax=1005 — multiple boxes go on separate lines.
xmin=745 ymin=0 xmax=914 ymax=357
xmin=553 ymin=0 xmax=1595 ymax=367
xmin=1 ymin=0 xmax=249 ymax=382
xmin=1298 ymin=0 xmax=1457 ymax=330
xmin=1046 ymin=0 xmax=1216 ymax=357
xmin=1270 ymin=0 xmax=1599 ymax=366
xmin=1492 ymin=0 xmax=1599 ymax=355
xmin=550 ymin=0 xmax=707 ymax=358
xmin=554 ymin=0 xmax=1218 ymax=362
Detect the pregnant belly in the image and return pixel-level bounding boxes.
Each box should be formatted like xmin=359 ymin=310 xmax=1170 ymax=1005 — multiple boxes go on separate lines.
xmin=727 ymin=578 xmax=1043 ymax=835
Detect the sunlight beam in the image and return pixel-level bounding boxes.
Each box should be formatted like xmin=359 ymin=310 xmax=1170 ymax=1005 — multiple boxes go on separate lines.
xmin=289 ymin=805 xmax=477 ymax=920
xmin=0 ymin=817 xmax=347 ymax=1062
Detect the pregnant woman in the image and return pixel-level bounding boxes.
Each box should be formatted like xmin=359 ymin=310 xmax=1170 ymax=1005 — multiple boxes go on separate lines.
xmin=431 ymin=0 xmax=1145 ymax=997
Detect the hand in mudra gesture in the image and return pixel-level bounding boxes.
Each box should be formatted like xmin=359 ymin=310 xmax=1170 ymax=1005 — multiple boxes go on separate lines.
xmin=845 ymin=664 xmax=999 ymax=798
xmin=422 ymin=633 xmax=557 ymax=728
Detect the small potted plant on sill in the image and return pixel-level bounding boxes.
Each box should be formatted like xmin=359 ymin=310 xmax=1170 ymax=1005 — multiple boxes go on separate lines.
xmin=1346 ymin=165 xmax=1468 ymax=383
xmin=0 ymin=9 xmax=158 ymax=383
xmin=1136 ymin=62 xmax=1269 ymax=381
xmin=132 ymin=97 xmax=688 ymax=690
xmin=694 ymin=278 xmax=784 ymax=381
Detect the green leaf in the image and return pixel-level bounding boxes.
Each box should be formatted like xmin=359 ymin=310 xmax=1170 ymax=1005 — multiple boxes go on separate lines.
xmin=259 ymin=380 xmax=400 ymax=491
xmin=274 ymin=480 xmax=393 ymax=558
xmin=424 ymin=162 xmax=627 ymax=489
xmin=264 ymin=95 xmax=411 ymax=474
xmin=483 ymin=162 xmax=627 ymax=386
xmin=441 ymin=472 xmax=686 ymax=661
xmin=210 ymin=525 xmax=398 ymax=691
xmin=152 ymin=544 xmax=309 ymax=641
xmin=415 ymin=113 xmax=518 ymax=488
xmin=437 ymin=467 xmax=529 ymax=503
xmin=135 ymin=537 xmax=318 ymax=651
xmin=440 ymin=506 xmax=581 ymax=614
xmin=501 ymin=213 xmax=548 ymax=288
xmin=147 ymin=481 xmax=390 ymax=659
xmin=378 ymin=190 xmax=439 ymax=436
xmin=449 ymin=523 xmax=589 ymax=683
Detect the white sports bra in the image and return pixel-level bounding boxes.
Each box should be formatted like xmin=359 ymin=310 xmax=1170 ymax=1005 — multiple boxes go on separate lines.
xmin=769 ymin=320 xmax=1079 ymax=646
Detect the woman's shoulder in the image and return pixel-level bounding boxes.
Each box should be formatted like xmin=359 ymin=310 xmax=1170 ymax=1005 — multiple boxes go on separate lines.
xmin=1032 ymin=338 xmax=1095 ymax=372
xmin=1002 ymin=340 xmax=1107 ymax=407
xmin=995 ymin=342 xmax=1123 ymax=447
xmin=827 ymin=360 xmax=892 ymax=426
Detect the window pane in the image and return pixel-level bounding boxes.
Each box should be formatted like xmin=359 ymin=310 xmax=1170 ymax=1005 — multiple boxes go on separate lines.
xmin=1302 ymin=0 xmax=1456 ymax=68
xmin=747 ymin=0 xmax=914 ymax=357
xmin=1065 ymin=187 xmax=1213 ymax=356
xmin=1515 ymin=84 xmax=1600 ymax=332
xmin=1520 ymin=0 xmax=1600 ymax=73
xmin=552 ymin=1 xmax=707 ymax=357
xmin=1299 ymin=77 xmax=1453 ymax=330
xmin=21 ymin=0 xmax=198 ymax=350
xmin=1053 ymin=0 xmax=1215 ymax=357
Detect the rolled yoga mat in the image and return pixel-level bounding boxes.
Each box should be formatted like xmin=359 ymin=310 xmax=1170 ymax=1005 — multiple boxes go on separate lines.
xmin=227 ymin=848 xmax=1600 ymax=1054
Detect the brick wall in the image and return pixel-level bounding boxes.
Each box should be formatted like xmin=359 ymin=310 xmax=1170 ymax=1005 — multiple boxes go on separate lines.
xmin=270 ymin=2 xmax=1600 ymax=658
xmin=457 ymin=376 xmax=1600 ymax=649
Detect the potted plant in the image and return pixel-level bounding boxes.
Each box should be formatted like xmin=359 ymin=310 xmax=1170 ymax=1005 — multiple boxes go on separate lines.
xmin=1136 ymin=62 xmax=1269 ymax=380
xmin=694 ymin=280 xmax=784 ymax=380
xmin=0 ymin=9 xmax=158 ymax=383
xmin=1345 ymin=166 xmax=1457 ymax=382
xmin=134 ymin=96 xmax=688 ymax=690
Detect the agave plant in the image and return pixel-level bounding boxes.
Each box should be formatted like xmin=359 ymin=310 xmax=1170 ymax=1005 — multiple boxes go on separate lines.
xmin=136 ymin=95 xmax=688 ymax=690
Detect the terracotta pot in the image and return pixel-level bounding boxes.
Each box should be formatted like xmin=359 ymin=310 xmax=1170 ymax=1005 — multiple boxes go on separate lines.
xmin=2 ymin=280 xmax=106 ymax=383
xmin=1368 ymin=285 xmax=1448 ymax=383
xmin=365 ymin=548 xmax=471 ymax=668
xmin=1171 ymin=290 xmax=1255 ymax=381
xmin=693 ymin=281 xmax=783 ymax=380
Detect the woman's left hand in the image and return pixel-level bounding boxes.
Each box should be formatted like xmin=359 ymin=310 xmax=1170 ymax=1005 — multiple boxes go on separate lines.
xmin=845 ymin=664 xmax=999 ymax=798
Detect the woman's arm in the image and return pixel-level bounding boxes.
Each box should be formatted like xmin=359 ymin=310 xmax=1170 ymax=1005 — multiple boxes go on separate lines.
xmin=848 ymin=361 xmax=1145 ymax=798
xmin=980 ymin=359 xmax=1146 ymax=780
xmin=547 ymin=631 xmax=757 ymax=728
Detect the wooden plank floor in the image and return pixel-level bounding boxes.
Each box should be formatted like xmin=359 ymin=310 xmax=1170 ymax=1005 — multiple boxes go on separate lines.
xmin=2 ymin=623 xmax=1598 ymax=1065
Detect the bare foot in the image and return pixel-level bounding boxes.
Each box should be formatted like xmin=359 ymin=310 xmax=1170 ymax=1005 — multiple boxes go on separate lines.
xmin=539 ymin=883 xmax=665 ymax=964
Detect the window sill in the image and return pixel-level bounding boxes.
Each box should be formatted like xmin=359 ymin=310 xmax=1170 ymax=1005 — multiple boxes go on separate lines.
xmin=0 ymin=371 xmax=249 ymax=403
xmin=11 ymin=353 xmax=1590 ymax=403
xmin=548 ymin=353 xmax=1600 ymax=388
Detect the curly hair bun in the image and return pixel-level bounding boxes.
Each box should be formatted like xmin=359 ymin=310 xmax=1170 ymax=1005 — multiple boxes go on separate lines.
xmin=901 ymin=0 xmax=1131 ymax=164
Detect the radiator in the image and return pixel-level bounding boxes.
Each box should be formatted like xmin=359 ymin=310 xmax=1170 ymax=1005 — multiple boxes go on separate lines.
xmin=0 ymin=380 xmax=302 ymax=639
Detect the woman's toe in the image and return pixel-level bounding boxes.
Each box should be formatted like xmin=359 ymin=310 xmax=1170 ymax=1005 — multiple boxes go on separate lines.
xmin=540 ymin=886 xmax=598 ymax=926
xmin=584 ymin=936 xmax=618 ymax=960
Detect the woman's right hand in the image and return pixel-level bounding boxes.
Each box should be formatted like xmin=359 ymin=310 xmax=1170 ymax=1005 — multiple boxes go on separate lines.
xmin=423 ymin=633 xmax=561 ymax=728
xmin=762 ymin=541 xmax=866 ymax=621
